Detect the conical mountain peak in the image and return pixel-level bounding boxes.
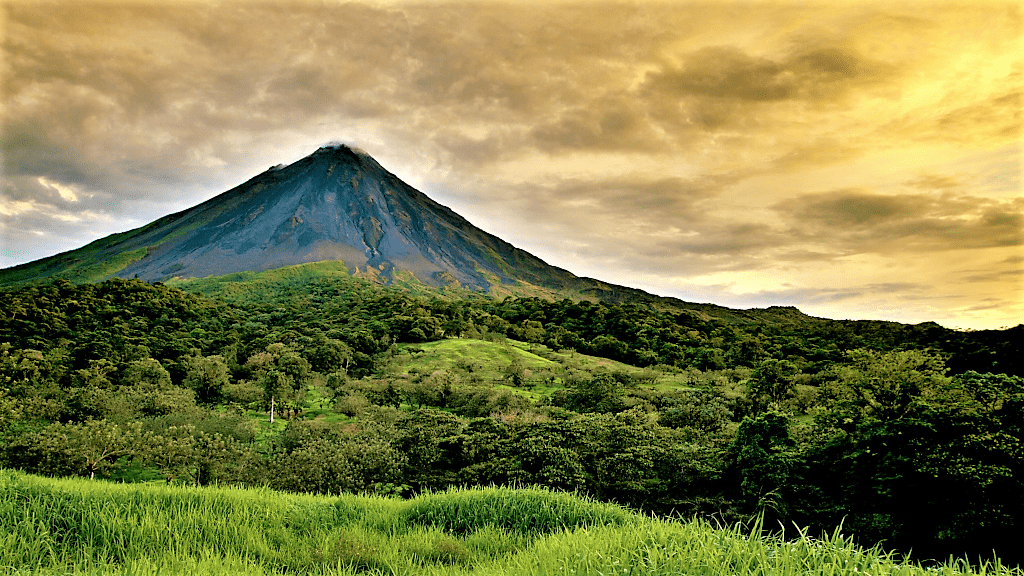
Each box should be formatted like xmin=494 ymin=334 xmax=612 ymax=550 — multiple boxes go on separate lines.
xmin=0 ymin=145 xmax=786 ymax=317
xmin=79 ymin=145 xmax=582 ymax=291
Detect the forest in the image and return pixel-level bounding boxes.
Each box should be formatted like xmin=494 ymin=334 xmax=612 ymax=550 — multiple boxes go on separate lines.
xmin=1 ymin=265 xmax=1021 ymax=567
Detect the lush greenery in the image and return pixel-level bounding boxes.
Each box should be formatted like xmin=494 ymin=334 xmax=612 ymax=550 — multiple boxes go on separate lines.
xmin=3 ymin=470 xmax=1019 ymax=576
xmin=1 ymin=267 xmax=1022 ymax=568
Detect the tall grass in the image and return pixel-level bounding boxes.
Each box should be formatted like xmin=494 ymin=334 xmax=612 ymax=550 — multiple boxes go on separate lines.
xmin=1 ymin=469 xmax=1017 ymax=576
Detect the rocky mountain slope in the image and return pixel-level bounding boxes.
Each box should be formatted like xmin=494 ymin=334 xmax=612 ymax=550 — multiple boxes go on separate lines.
xmin=2 ymin=145 xmax=580 ymax=289
xmin=0 ymin=144 xmax=815 ymax=324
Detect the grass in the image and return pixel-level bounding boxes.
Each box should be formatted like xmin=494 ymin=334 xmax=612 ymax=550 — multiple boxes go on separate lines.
xmin=168 ymin=260 xmax=357 ymax=302
xmin=2 ymin=469 xmax=1018 ymax=576
xmin=391 ymin=339 xmax=692 ymax=389
xmin=393 ymin=339 xmax=557 ymax=381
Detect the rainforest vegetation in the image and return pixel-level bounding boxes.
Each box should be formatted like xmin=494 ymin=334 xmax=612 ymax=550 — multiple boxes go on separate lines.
xmin=1 ymin=264 xmax=1021 ymax=571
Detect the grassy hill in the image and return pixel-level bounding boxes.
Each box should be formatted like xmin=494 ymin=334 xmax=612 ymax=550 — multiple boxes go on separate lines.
xmin=3 ymin=469 xmax=1014 ymax=576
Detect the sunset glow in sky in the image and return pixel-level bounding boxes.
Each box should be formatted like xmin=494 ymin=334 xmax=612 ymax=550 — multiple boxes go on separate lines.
xmin=1 ymin=1 xmax=1021 ymax=329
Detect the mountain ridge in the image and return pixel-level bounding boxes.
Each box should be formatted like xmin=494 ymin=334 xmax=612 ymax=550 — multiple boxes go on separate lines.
xmin=115 ymin=143 xmax=585 ymax=291
xmin=0 ymin=144 xmax=825 ymax=325
xmin=2 ymin=145 xmax=562 ymax=288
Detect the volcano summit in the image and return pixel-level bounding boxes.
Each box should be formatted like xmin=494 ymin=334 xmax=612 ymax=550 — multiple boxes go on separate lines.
xmin=3 ymin=144 xmax=587 ymax=291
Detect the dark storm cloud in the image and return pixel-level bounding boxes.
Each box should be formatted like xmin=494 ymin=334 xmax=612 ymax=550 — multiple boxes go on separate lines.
xmin=775 ymin=189 xmax=1024 ymax=253
xmin=0 ymin=1 xmax=926 ymax=189
xmin=771 ymin=139 xmax=866 ymax=171
xmin=529 ymin=97 xmax=667 ymax=153
xmin=1 ymin=2 xmax=428 ymax=213
xmin=513 ymin=173 xmax=739 ymax=226
xmin=639 ymin=43 xmax=895 ymax=133
xmin=481 ymin=173 xmax=795 ymax=278
xmin=555 ymin=222 xmax=790 ymax=277
xmin=783 ymin=189 xmax=926 ymax=228
xmin=960 ymin=267 xmax=1024 ymax=284
xmin=643 ymin=222 xmax=791 ymax=266
xmin=906 ymin=174 xmax=962 ymax=191
xmin=2 ymin=2 xmax=673 ymax=187
xmin=645 ymin=45 xmax=880 ymax=102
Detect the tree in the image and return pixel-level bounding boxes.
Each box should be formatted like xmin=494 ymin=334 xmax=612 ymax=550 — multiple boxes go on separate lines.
xmin=747 ymin=359 xmax=798 ymax=413
xmin=658 ymin=389 xmax=733 ymax=434
xmin=120 ymin=358 xmax=194 ymax=417
xmin=137 ymin=425 xmax=196 ymax=483
xmin=503 ymin=358 xmax=526 ymax=387
xmin=733 ymin=411 xmax=795 ymax=522
xmin=183 ymin=355 xmax=230 ymax=404
xmin=120 ymin=357 xmax=171 ymax=389
xmin=819 ymin=349 xmax=949 ymax=424
xmin=268 ymin=421 xmax=407 ymax=495
xmin=797 ymin=353 xmax=1023 ymax=561
xmin=729 ymin=337 xmax=767 ymax=367
xmin=308 ymin=338 xmax=353 ymax=373
xmin=552 ymin=372 xmax=624 ymax=413
xmin=15 ymin=419 xmax=149 ymax=480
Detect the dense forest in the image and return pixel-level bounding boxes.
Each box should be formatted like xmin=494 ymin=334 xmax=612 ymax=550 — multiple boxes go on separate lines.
xmin=1 ymin=268 xmax=1021 ymax=566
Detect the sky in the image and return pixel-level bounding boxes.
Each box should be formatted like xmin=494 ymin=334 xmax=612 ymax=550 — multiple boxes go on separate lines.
xmin=1 ymin=1 xmax=1021 ymax=330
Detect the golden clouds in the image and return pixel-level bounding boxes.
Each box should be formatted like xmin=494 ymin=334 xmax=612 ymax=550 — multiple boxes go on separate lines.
xmin=644 ymin=45 xmax=887 ymax=103
xmin=1 ymin=1 xmax=1020 ymax=328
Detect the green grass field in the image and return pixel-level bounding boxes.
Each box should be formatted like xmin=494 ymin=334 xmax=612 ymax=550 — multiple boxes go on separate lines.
xmin=2 ymin=469 xmax=1017 ymax=576
xmin=392 ymin=339 xmax=690 ymax=386
xmin=394 ymin=339 xmax=556 ymax=381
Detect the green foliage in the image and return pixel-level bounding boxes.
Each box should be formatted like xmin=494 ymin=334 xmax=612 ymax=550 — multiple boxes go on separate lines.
xmin=658 ymin=388 xmax=733 ymax=433
xmin=8 ymin=419 xmax=150 ymax=480
xmin=551 ymin=371 xmax=627 ymax=413
xmin=1 ymin=276 xmax=1021 ymax=566
xmin=183 ymin=355 xmax=230 ymax=404
xmin=733 ymin=411 xmax=796 ymax=520
xmin=403 ymin=485 xmax=630 ymax=536
xmin=747 ymin=358 xmax=799 ymax=413
xmin=1 ymin=470 xmax=1017 ymax=576
xmin=795 ymin=352 xmax=1023 ymax=562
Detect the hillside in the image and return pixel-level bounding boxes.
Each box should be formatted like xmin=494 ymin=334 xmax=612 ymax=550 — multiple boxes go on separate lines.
xmin=1 ymin=273 xmax=1022 ymax=567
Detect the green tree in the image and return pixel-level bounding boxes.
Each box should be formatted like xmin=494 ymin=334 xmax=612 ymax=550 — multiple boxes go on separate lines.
xmin=552 ymin=372 xmax=624 ymax=413
xmin=183 ymin=355 xmax=230 ymax=404
xmin=137 ymin=425 xmax=196 ymax=483
xmin=120 ymin=357 xmax=171 ymax=389
xmin=747 ymin=359 xmax=798 ymax=413
xmin=503 ymin=358 xmax=526 ymax=387
xmin=658 ymin=389 xmax=733 ymax=434
xmin=733 ymin=411 xmax=795 ymax=522
xmin=308 ymin=338 xmax=353 ymax=373
xmin=15 ymin=419 xmax=149 ymax=480
xmin=819 ymin=349 xmax=949 ymax=424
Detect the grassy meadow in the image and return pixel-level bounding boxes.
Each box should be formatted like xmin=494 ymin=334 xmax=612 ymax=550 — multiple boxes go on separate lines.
xmin=2 ymin=469 xmax=1018 ymax=576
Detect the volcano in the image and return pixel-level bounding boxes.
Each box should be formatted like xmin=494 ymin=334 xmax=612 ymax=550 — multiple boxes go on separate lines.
xmin=2 ymin=144 xmax=590 ymax=291
xmin=0 ymin=143 xmax=828 ymax=323
xmin=118 ymin=143 xmax=584 ymax=289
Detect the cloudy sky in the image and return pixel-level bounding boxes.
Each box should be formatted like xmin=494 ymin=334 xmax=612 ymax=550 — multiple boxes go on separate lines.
xmin=2 ymin=1 xmax=1021 ymax=329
